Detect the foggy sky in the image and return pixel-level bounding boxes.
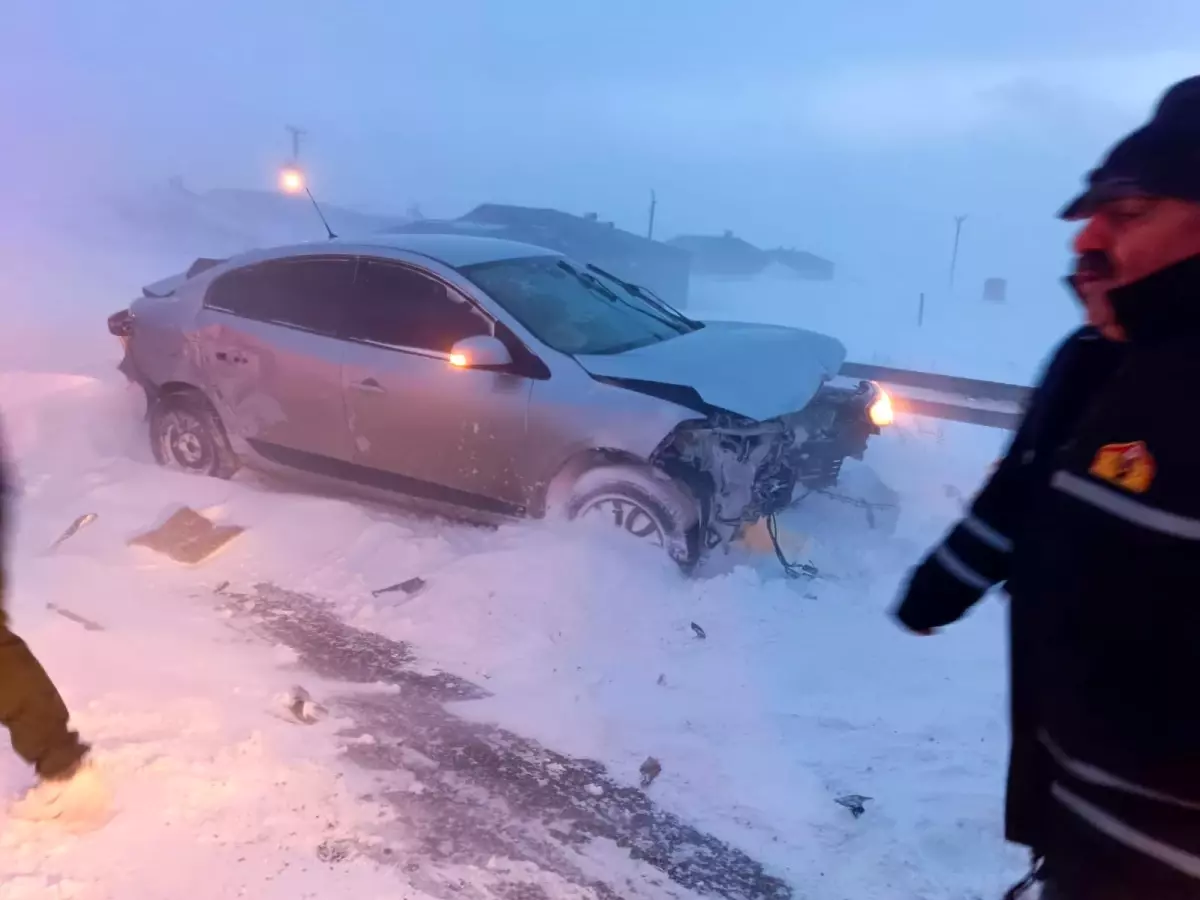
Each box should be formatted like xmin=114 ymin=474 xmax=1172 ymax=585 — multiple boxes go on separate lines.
xmin=3 ymin=0 xmax=1198 ymax=305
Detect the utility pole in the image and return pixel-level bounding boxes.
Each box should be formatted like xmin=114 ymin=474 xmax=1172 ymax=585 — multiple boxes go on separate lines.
xmin=285 ymin=125 xmax=307 ymax=162
xmin=647 ymin=190 xmax=657 ymax=240
xmin=948 ymin=214 xmax=968 ymax=291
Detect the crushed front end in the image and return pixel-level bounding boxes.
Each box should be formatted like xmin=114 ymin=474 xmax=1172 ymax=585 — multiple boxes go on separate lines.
xmin=652 ymin=379 xmax=890 ymax=551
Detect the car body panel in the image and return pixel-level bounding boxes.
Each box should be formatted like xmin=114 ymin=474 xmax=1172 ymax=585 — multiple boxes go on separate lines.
xmin=519 ymin=360 xmax=703 ymax=509
xmin=194 ymin=309 xmax=355 ymax=463
xmin=341 ymin=341 xmax=535 ymax=515
xmin=575 ymin=320 xmax=846 ymax=420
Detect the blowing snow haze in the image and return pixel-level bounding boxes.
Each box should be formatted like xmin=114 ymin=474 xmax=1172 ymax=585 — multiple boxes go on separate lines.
xmin=4 ymin=4 xmax=1200 ymax=897
xmin=2 ymin=0 xmax=1199 ymax=342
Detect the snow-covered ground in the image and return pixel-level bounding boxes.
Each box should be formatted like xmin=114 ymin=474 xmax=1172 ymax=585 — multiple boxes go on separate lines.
xmin=0 ymin=201 xmax=1074 ymax=898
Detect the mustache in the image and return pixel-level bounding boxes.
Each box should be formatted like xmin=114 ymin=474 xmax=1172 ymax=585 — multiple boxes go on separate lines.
xmin=1065 ymin=251 xmax=1114 ymax=304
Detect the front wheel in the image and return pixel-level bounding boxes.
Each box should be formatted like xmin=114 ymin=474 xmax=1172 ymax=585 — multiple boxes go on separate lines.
xmin=565 ymin=466 xmax=700 ymax=571
xmin=149 ymin=392 xmax=240 ymax=480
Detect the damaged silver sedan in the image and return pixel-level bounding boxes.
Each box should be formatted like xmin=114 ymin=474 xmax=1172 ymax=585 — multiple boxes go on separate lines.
xmin=108 ymin=232 xmax=891 ymax=569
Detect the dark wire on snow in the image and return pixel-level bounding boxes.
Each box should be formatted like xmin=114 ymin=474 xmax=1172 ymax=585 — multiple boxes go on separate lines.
xmin=766 ymin=513 xmax=819 ymax=580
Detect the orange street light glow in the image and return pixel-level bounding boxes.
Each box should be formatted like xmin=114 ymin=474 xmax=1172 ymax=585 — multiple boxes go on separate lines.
xmin=279 ymin=167 xmax=305 ymax=194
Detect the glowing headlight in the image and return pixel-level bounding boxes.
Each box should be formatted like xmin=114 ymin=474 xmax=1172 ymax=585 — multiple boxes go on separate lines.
xmin=868 ymin=387 xmax=894 ymax=427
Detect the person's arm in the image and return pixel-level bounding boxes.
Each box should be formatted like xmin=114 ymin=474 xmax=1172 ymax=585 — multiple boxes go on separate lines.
xmin=893 ymin=328 xmax=1113 ymax=632
xmin=0 ymin=428 xmax=8 ymax=609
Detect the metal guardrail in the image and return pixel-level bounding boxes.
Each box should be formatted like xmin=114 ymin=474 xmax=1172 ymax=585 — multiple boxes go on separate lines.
xmin=840 ymin=361 xmax=1032 ymax=431
xmin=840 ymin=362 xmax=1032 ymax=404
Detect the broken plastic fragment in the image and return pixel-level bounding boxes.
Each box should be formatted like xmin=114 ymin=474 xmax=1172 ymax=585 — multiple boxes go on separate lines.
xmin=835 ymin=794 xmax=872 ymax=818
xmin=47 ymin=512 xmax=98 ymax=552
xmin=372 ymin=577 xmax=427 ymax=599
xmin=283 ymin=686 xmax=327 ymax=724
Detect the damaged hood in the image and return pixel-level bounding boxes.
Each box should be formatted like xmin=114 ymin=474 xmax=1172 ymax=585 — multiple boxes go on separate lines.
xmin=576 ymin=320 xmax=847 ymax=420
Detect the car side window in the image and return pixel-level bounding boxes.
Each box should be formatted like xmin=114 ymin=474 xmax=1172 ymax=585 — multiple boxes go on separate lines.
xmin=204 ymin=257 xmax=354 ymax=337
xmin=344 ymin=259 xmax=491 ymax=353
xmin=345 ymin=259 xmax=494 ymax=355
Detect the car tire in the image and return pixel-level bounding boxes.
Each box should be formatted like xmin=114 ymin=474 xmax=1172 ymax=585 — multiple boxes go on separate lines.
xmin=565 ymin=465 xmax=701 ymax=571
xmin=149 ymin=392 xmax=240 ymax=480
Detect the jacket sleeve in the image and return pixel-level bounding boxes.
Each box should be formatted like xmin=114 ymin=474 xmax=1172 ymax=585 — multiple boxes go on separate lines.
xmin=893 ymin=328 xmax=1105 ymax=632
xmin=0 ymin=428 xmax=7 ymax=607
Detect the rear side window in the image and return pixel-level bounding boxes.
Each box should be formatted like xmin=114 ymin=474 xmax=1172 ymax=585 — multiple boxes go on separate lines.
xmin=204 ymin=257 xmax=354 ymax=337
xmin=344 ymin=260 xmax=491 ymax=353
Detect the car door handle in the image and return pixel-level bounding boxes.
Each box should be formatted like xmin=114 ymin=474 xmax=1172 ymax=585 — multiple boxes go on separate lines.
xmin=351 ymin=378 xmax=386 ymax=393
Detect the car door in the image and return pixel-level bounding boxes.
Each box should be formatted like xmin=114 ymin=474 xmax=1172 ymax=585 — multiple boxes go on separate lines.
xmin=195 ymin=255 xmax=356 ymax=468
xmin=340 ymin=257 xmax=533 ymax=516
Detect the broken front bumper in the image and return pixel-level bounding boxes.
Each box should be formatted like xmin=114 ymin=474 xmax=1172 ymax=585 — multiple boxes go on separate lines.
xmin=654 ymin=379 xmax=887 ymax=549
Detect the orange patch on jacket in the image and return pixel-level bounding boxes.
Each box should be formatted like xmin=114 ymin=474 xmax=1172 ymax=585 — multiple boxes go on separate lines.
xmin=1089 ymin=441 xmax=1156 ymax=494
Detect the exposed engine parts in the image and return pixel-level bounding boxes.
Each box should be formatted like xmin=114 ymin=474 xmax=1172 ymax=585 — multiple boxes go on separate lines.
xmin=652 ymin=381 xmax=880 ymax=552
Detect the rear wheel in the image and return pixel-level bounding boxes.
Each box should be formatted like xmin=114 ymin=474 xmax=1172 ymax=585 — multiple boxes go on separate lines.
xmin=149 ymin=392 xmax=239 ymax=480
xmin=565 ymin=466 xmax=700 ymax=571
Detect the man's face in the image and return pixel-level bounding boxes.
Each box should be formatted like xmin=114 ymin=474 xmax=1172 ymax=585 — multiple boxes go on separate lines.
xmin=1071 ymin=196 xmax=1200 ymax=339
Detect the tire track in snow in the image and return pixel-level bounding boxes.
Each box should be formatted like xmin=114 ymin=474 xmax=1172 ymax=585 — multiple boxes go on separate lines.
xmin=225 ymin=583 xmax=792 ymax=900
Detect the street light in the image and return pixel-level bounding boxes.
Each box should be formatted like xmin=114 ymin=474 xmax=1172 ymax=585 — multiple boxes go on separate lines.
xmin=277 ymin=163 xmax=336 ymax=240
xmin=279 ymin=165 xmax=305 ymax=195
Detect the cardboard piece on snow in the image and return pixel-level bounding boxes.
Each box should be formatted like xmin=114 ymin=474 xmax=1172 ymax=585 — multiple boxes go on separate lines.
xmin=128 ymin=506 xmax=245 ymax=565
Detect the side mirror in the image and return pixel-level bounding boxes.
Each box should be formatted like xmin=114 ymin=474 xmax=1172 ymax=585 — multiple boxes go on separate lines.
xmin=448 ymin=334 xmax=513 ymax=369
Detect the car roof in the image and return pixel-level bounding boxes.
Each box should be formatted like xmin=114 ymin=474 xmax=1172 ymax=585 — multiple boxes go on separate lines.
xmin=330 ymin=231 xmax=560 ymax=267
xmin=163 ymin=233 xmax=561 ymax=297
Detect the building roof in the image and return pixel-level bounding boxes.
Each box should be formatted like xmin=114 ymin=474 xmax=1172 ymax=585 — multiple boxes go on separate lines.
xmin=667 ymin=232 xmax=769 ymax=276
xmin=668 ymin=233 xmax=834 ymax=279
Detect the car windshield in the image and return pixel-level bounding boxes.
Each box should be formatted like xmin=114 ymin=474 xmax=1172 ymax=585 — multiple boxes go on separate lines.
xmin=458 ymin=256 xmax=694 ymax=355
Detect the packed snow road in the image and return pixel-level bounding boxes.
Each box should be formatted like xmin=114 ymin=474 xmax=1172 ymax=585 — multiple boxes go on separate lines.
xmin=0 ymin=367 xmax=1029 ymax=898
xmin=227 ymin=582 xmax=789 ymax=900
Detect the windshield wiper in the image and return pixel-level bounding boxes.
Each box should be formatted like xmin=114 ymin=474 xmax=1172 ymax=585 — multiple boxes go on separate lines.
xmin=556 ymin=261 xmax=685 ymax=334
xmin=585 ymin=264 xmax=701 ymax=331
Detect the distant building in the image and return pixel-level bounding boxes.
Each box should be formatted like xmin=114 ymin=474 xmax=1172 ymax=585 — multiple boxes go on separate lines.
xmin=667 ymin=231 xmax=768 ymax=278
xmin=764 ymin=247 xmax=835 ymax=281
xmin=389 ymin=204 xmax=692 ymax=309
xmin=668 ymin=231 xmax=834 ymax=281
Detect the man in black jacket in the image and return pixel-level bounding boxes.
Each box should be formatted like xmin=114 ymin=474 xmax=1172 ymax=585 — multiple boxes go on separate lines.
xmin=0 ymin=429 xmax=107 ymax=825
xmin=895 ymin=74 xmax=1200 ymax=898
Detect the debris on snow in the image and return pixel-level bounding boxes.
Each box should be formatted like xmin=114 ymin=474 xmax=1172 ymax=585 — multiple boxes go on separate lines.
xmin=46 ymin=603 xmax=104 ymax=632
xmin=128 ymin=506 xmax=246 ymax=565
xmin=371 ymin=576 xmax=427 ymax=599
xmin=640 ymin=757 xmax=662 ymax=788
xmin=316 ymin=838 xmax=355 ymax=864
xmin=834 ymin=794 xmax=872 ymax=818
xmin=690 ymin=622 xmax=707 ymax=640
xmin=45 ymin=511 xmax=98 ymax=552
xmin=281 ymin=685 xmax=327 ymax=724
